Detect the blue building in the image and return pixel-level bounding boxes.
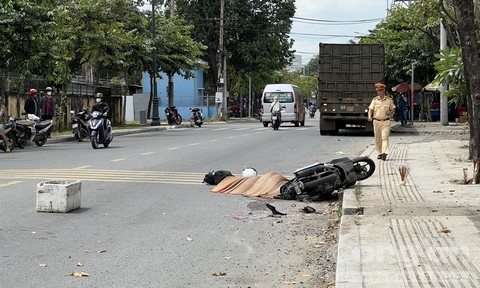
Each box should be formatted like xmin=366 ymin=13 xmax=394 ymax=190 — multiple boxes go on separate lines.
xmin=142 ymin=66 xmax=216 ymax=121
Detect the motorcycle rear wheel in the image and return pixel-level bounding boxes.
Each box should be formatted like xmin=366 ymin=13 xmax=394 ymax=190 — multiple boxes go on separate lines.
xmin=35 ymin=136 xmax=47 ymax=147
xmin=352 ymin=156 xmax=376 ymax=181
xmin=75 ymin=132 xmax=83 ymax=142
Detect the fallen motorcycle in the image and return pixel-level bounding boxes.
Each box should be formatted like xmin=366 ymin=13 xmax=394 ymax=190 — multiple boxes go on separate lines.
xmin=280 ymin=156 xmax=375 ymax=200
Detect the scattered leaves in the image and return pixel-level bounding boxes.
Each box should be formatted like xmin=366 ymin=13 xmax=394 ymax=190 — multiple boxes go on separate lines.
xmin=39 ymin=263 xmax=47 ymax=267
xmin=70 ymin=271 xmax=89 ymax=277
xmin=98 ymin=249 xmax=107 ymax=253
xmin=77 ymin=262 xmax=84 ymax=267
xmin=31 ymin=231 xmax=37 ymax=235
xmin=283 ymin=280 xmax=297 ymax=285
xmin=313 ymin=242 xmax=325 ymax=248
xmin=187 ymin=236 xmax=193 ymax=241
xmin=433 ymin=190 xmax=442 ymax=193
xmin=439 ymin=227 xmax=451 ymax=233
xmin=212 ymin=272 xmax=226 ymax=276
xmin=223 ymin=256 xmax=232 ymax=260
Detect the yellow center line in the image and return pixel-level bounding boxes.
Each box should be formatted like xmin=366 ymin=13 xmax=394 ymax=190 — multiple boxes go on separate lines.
xmin=168 ymin=147 xmax=180 ymax=150
xmin=209 ymin=139 xmax=219 ymax=142
xmin=227 ymin=136 xmax=236 ymax=139
xmin=0 ymin=181 xmax=22 ymax=187
xmin=142 ymin=152 xmax=154 ymax=155
xmin=190 ymin=143 xmax=200 ymax=146
xmin=111 ymin=158 xmax=125 ymax=162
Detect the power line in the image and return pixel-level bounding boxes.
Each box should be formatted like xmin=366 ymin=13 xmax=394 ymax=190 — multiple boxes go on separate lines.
xmin=290 ymin=32 xmax=356 ymax=38
xmin=292 ymin=16 xmax=384 ymax=24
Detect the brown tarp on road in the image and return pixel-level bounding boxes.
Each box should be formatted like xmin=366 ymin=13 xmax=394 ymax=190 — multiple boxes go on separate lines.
xmin=210 ymin=172 xmax=289 ymax=199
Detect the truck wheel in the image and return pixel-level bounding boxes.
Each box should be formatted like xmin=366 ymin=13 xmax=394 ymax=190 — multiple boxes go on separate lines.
xmin=263 ymin=122 xmax=268 ymax=127
xmin=320 ymin=129 xmax=328 ymax=135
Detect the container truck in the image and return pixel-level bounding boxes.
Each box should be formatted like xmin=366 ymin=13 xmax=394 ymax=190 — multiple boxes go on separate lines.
xmin=318 ymin=43 xmax=385 ymax=135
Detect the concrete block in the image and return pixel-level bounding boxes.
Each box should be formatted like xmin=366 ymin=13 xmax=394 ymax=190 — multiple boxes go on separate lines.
xmin=36 ymin=180 xmax=82 ymax=213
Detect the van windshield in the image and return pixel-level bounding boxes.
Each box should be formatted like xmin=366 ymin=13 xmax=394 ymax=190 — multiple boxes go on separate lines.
xmin=263 ymin=92 xmax=294 ymax=103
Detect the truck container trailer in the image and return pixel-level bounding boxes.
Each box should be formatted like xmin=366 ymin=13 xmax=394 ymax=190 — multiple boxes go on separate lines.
xmin=318 ymin=43 xmax=385 ymax=135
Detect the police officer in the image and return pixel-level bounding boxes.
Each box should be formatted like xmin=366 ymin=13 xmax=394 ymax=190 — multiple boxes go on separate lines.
xmin=367 ymin=83 xmax=396 ymax=161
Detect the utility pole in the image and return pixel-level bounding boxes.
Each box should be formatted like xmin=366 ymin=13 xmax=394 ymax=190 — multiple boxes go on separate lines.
xmin=168 ymin=0 xmax=176 ymax=107
xmin=440 ymin=20 xmax=448 ymax=125
xmin=410 ymin=63 xmax=415 ymax=125
xmin=151 ymin=0 xmax=160 ymax=126
xmin=216 ymin=0 xmax=227 ymax=117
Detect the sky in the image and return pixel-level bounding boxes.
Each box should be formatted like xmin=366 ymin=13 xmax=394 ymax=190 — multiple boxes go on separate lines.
xmin=290 ymin=0 xmax=391 ymax=64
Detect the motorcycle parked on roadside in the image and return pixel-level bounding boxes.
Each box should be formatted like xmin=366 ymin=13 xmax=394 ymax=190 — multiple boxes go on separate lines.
xmin=165 ymin=106 xmax=182 ymax=125
xmin=88 ymin=108 xmax=113 ymax=149
xmin=72 ymin=109 xmax=90 ymax=142
xmin=190 ymin=107 xmax=203 ymax=127
xmin=280 ymin=156 xmax=375 ymax=200
xmin=14 ymin=114 xmax=53 ymax=147
xmin=0 ymin=117 xmax=17 ymax=152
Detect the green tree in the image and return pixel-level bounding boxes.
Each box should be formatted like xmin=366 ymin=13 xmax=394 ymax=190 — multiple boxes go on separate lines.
xmin=0 ymin=0 xmax=56 ymax=95
xmin=175 ymin=0 xmax=295 ymax=95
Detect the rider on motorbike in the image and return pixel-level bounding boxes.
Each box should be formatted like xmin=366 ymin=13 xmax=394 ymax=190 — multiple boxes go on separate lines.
xmin=270 ymin=96 xmax=282 ymax=123
xmin=92 ymin=93 xmax=109 ymax=129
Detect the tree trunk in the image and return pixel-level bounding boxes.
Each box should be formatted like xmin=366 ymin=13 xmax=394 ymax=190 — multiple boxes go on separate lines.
xmin=452 ymin=0 xmax=480 ymax=183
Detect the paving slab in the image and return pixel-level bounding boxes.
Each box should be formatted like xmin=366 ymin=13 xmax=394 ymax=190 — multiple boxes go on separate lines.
xmin=337 ymin=124 xmax=480 ymax=287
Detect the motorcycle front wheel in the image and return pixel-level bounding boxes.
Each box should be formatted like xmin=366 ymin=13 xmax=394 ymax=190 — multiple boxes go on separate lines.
xmin=175 ymin=115 xmax=183 ymax=125
xmin=352 ymin=156 xmax=376 ymax=181
xmin=90 ymin=132 xmax=99 ymax=149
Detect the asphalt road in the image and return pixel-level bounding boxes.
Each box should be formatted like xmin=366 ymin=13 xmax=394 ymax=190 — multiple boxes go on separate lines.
xmin=0 ymin=115 xmax=374 ymax=287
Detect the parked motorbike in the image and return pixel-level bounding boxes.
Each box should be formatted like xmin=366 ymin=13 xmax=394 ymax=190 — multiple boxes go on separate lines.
xmin=190 ymin=107 xmax=203 ymax=127
xmin=72 ymin=109 xmax=90 ymax=142
xmin=14 ymin=114 xmax=53 ymax=147
xmin=165 ymin=106 xmax=182 ymax=125
xmin=88 ymin=109 xmax=113 ymax=149
xmin=309 ymin=106 xmax=317 ymax=118
xmin=0 ymin=117 xmax=17 ymax=152
xmin=280 ymin=156 xmax=375 ymax=200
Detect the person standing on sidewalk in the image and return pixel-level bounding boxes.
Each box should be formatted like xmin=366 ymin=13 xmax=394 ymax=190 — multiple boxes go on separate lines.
xmin=398 ymin=93 xmax=408 ymax=126
xmin=367 ymin=83 xmax=396 ymax=161
xmin=24 ymin=89 xmax=39 ymax=116
xmin=40 ymin=87 xmax=56 ymax=120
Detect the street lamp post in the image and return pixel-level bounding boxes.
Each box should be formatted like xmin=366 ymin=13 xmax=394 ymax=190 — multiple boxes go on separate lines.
xmin=151 ymin=0 xmax=160 ymax=126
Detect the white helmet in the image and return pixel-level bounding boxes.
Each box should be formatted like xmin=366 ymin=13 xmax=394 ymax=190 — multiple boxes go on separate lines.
xmin=242 ymin=167 xmax=258 ymax=178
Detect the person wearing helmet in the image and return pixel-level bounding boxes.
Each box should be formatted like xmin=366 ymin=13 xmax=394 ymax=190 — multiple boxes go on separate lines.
xmin=92 ymin=93 xmax=109 ymax=129
xmin=92 ymin=93 xmax=109 ymax=113
xmin=40 ymin=87 xmax=56 ymax=120
xmin=24 ymin=89 xmax=39 ymax=116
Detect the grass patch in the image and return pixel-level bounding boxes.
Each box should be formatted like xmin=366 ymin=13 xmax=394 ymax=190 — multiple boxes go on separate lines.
xmin=354 ymin=186 xmax=362 ymax=202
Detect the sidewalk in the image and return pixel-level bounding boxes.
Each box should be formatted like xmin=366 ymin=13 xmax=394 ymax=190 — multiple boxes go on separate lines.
xmin=336 ymin=122 xmax=480 ymax=287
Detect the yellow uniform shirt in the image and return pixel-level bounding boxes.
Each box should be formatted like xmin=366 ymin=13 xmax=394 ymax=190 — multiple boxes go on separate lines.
xmin=368 ymin=96 xmax=395 ymax=120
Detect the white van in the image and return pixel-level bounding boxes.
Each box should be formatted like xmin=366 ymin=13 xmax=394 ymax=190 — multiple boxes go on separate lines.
xmin=260 ymin=84 xmax=305 ymax=127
